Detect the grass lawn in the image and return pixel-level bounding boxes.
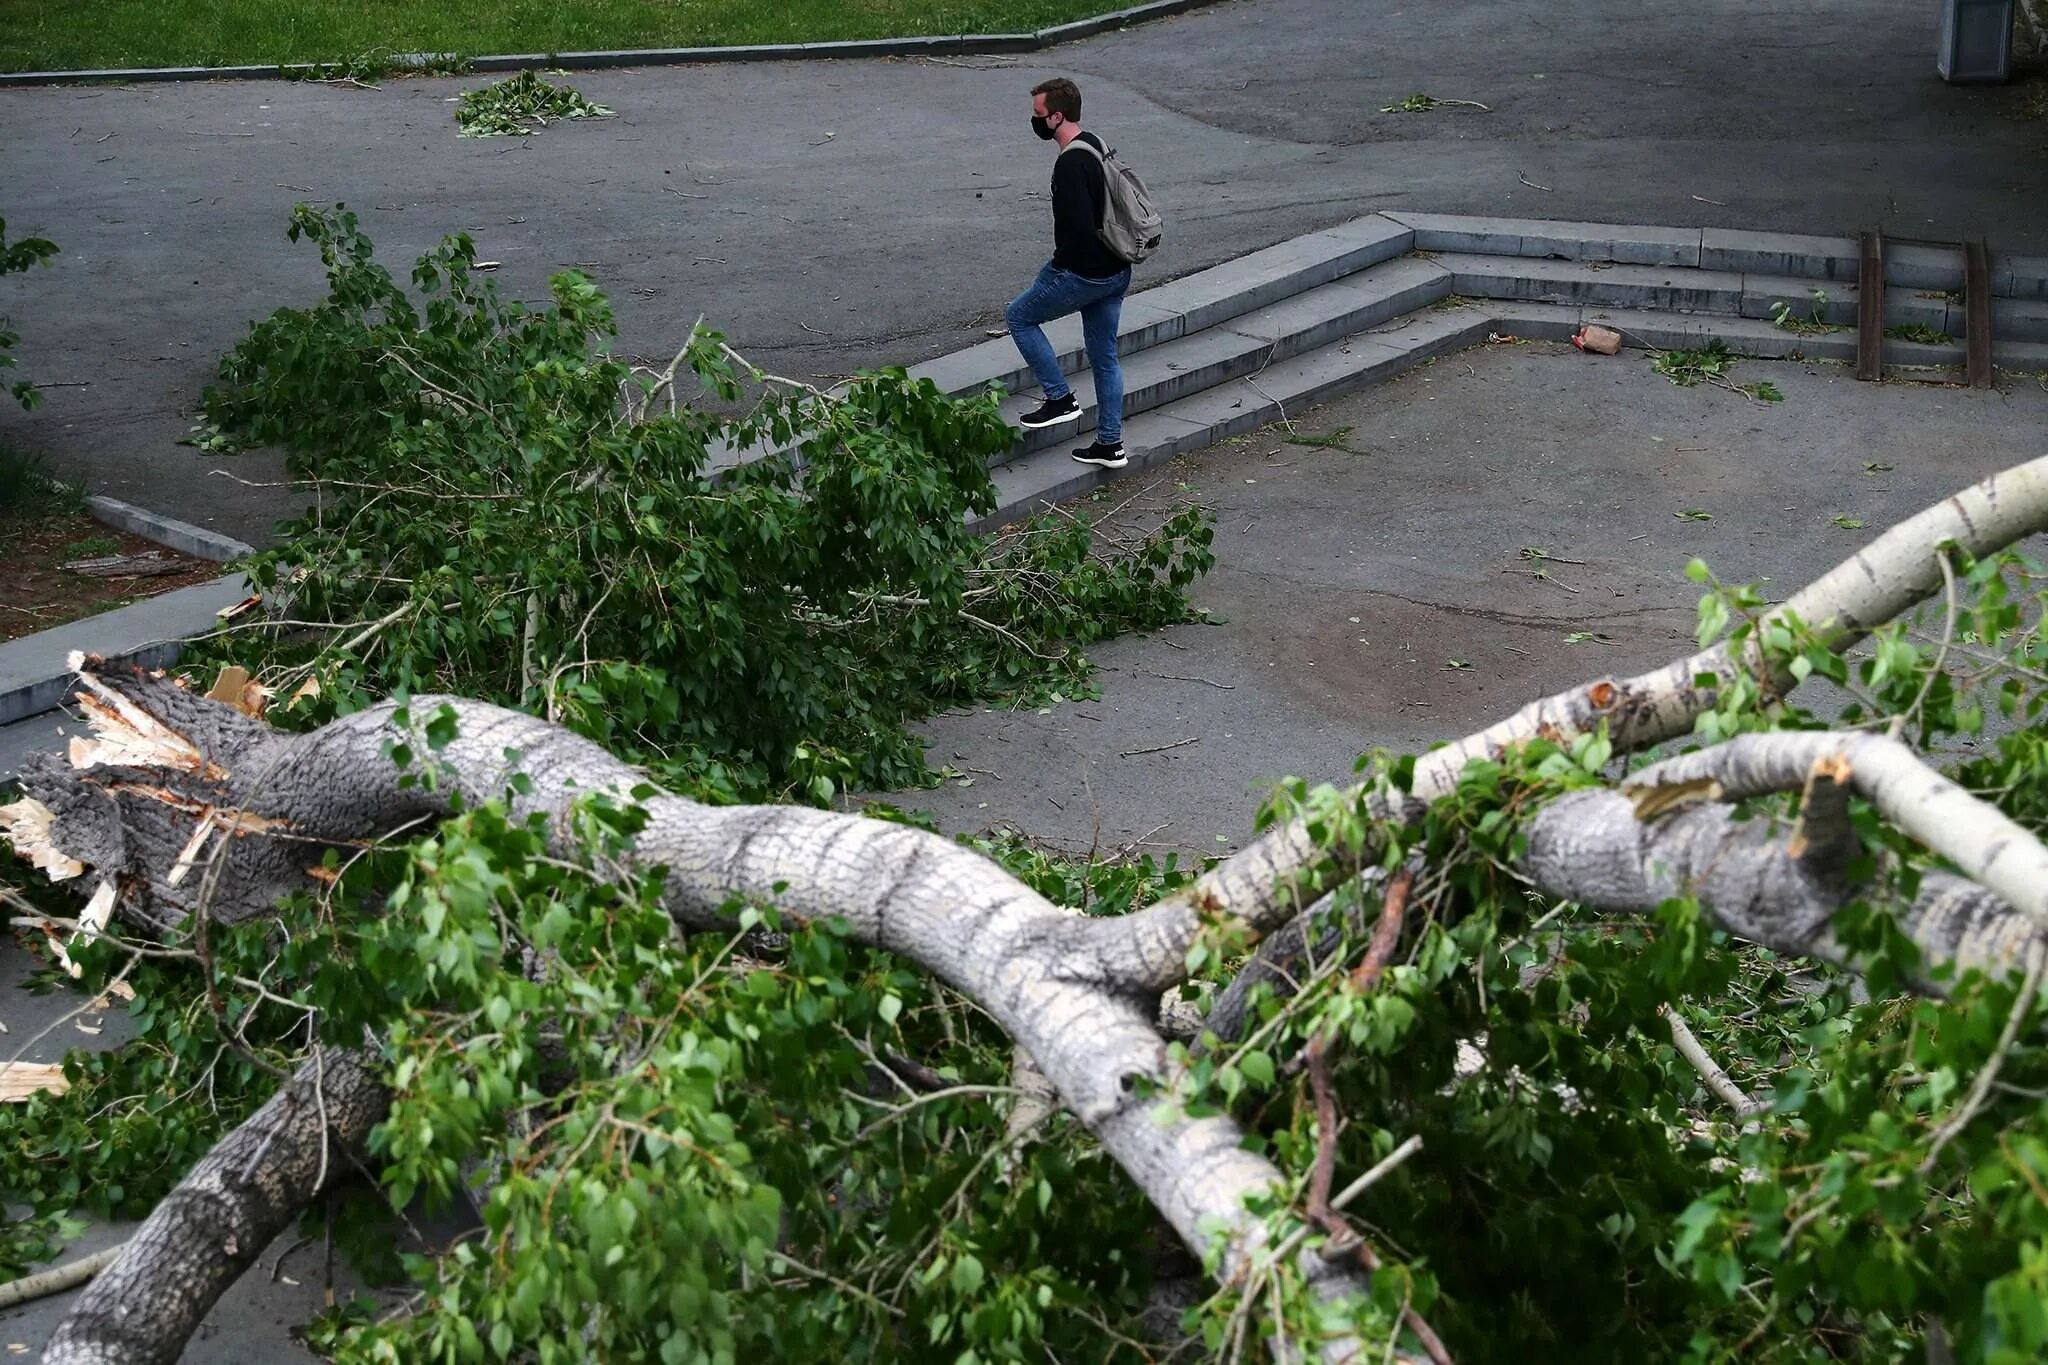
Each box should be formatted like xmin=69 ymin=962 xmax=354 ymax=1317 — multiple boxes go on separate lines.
xmin=0 ymin=0 xmax=1098 ymax=72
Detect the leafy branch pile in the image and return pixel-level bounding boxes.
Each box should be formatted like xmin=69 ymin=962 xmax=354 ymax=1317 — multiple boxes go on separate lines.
xmin=188 ymin=205 xmax=1211 ymax=803
xmin=12 ymin=535 xmax=2048 ymax=1362
xmin=454 ymin=71 xmax=613 ymax=137
xmin=1158 ymin=544 xmax=2048 ymax=1362
xmin=1653 ymin=338 xmax=1785 ymax=403
xmin=3 ymin=804 xmax=1196 ymax=1360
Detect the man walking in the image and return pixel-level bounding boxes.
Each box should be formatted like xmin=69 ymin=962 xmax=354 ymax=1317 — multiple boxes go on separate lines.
xmin=1006 ymin=77 xmax=1133 ymax=470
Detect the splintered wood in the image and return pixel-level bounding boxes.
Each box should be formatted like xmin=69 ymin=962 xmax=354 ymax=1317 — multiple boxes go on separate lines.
xmin=63 ymin=659 xmax=222 ymax=778
xmin=205 ymin=665 xmax=271 ymax=718
xmin=0 ymin=798 xmax=84 ymax=881
xmin=0 ymin=1062 xmax=69 ymax=1103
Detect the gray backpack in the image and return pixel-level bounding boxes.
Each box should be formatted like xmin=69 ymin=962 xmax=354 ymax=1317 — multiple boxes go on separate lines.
xmin=1065 ymin=139 xmax=1164 ymax=265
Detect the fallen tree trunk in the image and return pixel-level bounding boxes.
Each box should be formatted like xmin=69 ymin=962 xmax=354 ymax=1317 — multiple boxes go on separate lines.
xmin=9 ymin=453 xmax=2048 ymax=1362
xmin=8 ymin=668 xmax=1382 ymax=1364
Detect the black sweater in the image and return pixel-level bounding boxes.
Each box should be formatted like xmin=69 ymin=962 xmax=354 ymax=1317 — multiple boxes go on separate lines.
xmin=1050 ymin=132 xmax=1126 ymax=279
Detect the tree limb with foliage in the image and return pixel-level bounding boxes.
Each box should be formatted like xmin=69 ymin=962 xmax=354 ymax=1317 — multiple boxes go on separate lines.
xmin=8 ymin=208 xmax=2048 ymax=1363
xmin=1 ymin=214 xmax=60 ymax=410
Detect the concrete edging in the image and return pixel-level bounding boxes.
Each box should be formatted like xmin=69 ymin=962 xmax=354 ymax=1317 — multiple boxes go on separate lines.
xmin=86 ymin=495 xmax=255 ymax=563
xmin=0 ymin=0 xmax=1225 ymax=87
xmin=0 ymin=575 xmax=250 ymax=726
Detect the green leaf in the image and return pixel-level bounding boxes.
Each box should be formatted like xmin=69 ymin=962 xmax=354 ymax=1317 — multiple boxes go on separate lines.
xmin=950 ymin=1252 xmax=985 ymax=1296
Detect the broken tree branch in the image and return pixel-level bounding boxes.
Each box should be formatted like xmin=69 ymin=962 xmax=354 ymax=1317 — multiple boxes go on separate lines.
xmin=0 ymin=1245 xmax=127 ymax=1311
xmin=1113 ymin=455 xmax=2048 ymax=987
xmin=17 ymin=664 xmax=1376 ymax=1365
xmin=1661 ymin=1004 xmax=1768 ymax=1120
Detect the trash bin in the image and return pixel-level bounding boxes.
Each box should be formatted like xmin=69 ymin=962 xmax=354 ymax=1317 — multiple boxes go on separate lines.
xmin=1938 ymin=0 xmax=2015 ymax=82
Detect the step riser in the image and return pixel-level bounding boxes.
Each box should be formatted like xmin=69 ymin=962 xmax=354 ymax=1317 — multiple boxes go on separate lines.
xmin=1389 ymin=211 xmax=1702 ymax=269
xmin=976 ymin=317 xmax=1488 ymax=535
xmin=1394 ymin=216 xmax=2048 ymax=299
xmin=1442 ymin=259 xmax=1744 ymax=315
xmin=998 ymin=267 xmax=1451 ymax=461
xmin=915 ymin=216 xmax=1416 ymax=400
xmin=1573 ymin=306 xmax=2048 ymax=369
xmin=1456 ymin=268 xmax=2047 ymax=343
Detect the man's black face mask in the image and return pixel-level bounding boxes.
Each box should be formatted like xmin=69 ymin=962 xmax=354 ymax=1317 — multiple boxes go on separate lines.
xmin=1031 ymin=114 xmax=1057 ymax=140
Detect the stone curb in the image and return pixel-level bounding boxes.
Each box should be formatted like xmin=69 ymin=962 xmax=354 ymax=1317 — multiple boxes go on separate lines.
xmin=1385 ymin=212 xmax=2048 ymax=301
xmin=0 ymin=575 xmax=250 ymax=726
xmin=0 ymin=0 xmax=1225 ymax=87
xmin=86 ymin=495 xmax=255 ymax=563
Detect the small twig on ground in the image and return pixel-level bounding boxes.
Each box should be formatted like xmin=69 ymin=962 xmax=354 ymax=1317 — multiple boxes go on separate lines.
xmin=1142 ymin=672 xmax=1236 ymax=690
xmin=1517 ymin=172 xmax=1554 ymax=192
xmin=269 ymin=1234 xmax=317 ymax=1283
xmin=1118 ymin=736 xmax=1200 ymax=758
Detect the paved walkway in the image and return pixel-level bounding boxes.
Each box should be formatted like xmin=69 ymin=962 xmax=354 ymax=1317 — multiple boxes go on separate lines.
xmin=901 ymin=341 xmax=2048 ymax=857
xmin=0 ymin=0 xmax=2042 ymax=544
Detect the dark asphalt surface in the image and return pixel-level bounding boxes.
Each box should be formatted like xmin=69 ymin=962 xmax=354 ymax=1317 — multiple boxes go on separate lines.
xmin=897 ymin=343 xmax=2048 ymax=858
xmin=0 ymin=0 xmax=2042 ymax=544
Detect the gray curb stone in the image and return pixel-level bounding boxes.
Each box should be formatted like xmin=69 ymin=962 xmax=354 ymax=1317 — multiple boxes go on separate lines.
xmin=86 ymin=495 xmax=255 ymax=563
xmin=0 ymin=0 xmax=1227 ymax=86
xmin=0 ymin=575 xmax=249 ymax=725
xmin=1385 ymin=211 xmax=1703 ymax=269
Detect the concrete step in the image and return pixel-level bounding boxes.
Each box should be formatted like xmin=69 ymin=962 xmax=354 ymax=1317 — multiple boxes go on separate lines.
xmin=1575 ymin=307 xmax=1859 ymax=362
xmin=1384 ymin=210 xmax=1704 ymax=268
xmin=1433 ymin=252 xmax=1750 ymax=314
xmin=0 ymin=574 xmax=249 ymax=726
xmin=1392 ymin=213 xmax=2048 ymax=300
xmin=1439 ymin=254 xmax=2048 ymax=342
xmin=704 ymin=213 xmax=1416 ymax=476
xmin=1753 ymin=281 xmax=2048 ymax=342
xmin=1572 ymin=304 xmax=2048 ymax=371
xmin=910 ymin=213 xmax=1415 ymax=400
xmin=991 ymin=256 xmax=1453 ymax=460
xmin=975 ymin=308 xmax=1492 ymax=532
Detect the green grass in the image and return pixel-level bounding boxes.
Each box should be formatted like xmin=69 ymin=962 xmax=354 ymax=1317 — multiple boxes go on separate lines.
xmin=1 ymin=0 xmax=1093 ymax=72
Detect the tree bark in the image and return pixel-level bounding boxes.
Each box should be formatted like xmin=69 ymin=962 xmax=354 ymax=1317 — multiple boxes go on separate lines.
xmin=14 ymin=668 xmax=1374 ymax=1364
xmin=13 ymin=454 xmax=2048 ymax=1362
xmin=40 ymin=1047 xmax=385 ymax=1365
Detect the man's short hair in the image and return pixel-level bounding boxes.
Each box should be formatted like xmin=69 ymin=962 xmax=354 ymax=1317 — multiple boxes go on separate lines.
xmin=1031 ymin=78 xmax=1082 ymax=121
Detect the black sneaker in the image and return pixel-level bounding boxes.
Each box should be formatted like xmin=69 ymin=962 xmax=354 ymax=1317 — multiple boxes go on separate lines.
xmin=1071 ymin=440 xmax=1128 ymax=470
xmin=1019 ymin=394 xmax=1082 ymax=430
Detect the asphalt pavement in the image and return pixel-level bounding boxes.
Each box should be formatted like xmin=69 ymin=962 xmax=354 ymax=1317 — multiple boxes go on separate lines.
xmin=0 ymin=0 xmax=2042 ymax=543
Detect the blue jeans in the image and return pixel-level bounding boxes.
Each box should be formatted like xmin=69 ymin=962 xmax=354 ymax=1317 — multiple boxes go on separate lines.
xmin=1005 ymin=261 xmax=1133 ymax=444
